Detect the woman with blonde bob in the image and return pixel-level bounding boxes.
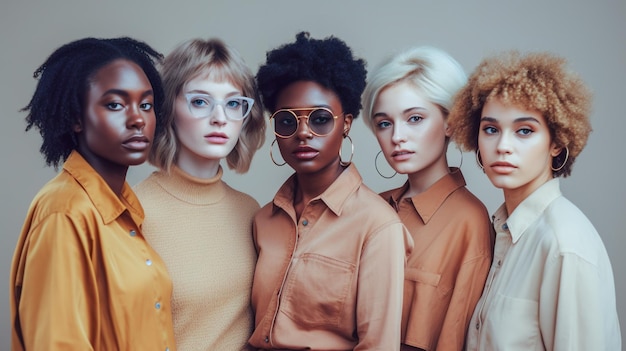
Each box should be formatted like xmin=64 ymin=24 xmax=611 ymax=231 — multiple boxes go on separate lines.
xmin=448 ymin=51 xmax=621 ymax=350
xmin=362 ymin=46 xmax=493 ymax=351
xmin=135 ymin=38 xmax=266 ymax=350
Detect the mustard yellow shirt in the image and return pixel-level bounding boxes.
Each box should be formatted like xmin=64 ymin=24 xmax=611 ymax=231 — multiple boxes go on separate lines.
xmin=10 ymin=151 xmax=176 ymax=351
xmin=250 ymin=164 xmax=413 ymax=350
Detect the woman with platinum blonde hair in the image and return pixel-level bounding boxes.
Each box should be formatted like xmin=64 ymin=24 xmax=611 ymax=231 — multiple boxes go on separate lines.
xmin=135 ymin=37 xmax=266 ymax=350
xmin=362 ymin=45 xmax=493 ymax=351
xmin=448 ymin=50 xmax=621 ymax=350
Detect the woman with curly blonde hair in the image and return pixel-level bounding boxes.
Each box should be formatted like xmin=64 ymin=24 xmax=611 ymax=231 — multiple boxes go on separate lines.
xmin=448 ymin=51 xmax=621 ymax=350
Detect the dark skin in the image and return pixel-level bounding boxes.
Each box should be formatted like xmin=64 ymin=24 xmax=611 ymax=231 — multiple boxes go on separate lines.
xmin=74 ymin=59 xmax=156 ymax=196
xmin=274 ymin=80 xmax=353 ymax=219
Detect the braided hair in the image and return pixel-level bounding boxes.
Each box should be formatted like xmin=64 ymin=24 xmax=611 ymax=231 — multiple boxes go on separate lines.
xmin=23 ymin=37 xmax=164 ymax=169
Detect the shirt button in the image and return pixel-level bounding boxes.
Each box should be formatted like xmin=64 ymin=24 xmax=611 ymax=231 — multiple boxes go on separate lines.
xmin=502 ymin=223 xmax=509 ymax=230
xmin=264 ymin=336 xmax=269 ymax=343
xmin=129 ymin=230 xmax=136 ymax=237
xmin=476 ymin=322 xmax=479 ymax=329
xmin=498 ymin=260 xmax=502 ymax=266
xmin=155 ymin=302 xmax=161 ymax=310
xmin=146 ymin=259 xmax=152 ymax=266
xmin=302 ymin=219 xmax=308 ymax=226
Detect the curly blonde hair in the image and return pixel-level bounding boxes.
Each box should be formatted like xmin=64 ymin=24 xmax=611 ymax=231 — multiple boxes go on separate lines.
xmin=448 ymin=51 xmax=592 ymax=177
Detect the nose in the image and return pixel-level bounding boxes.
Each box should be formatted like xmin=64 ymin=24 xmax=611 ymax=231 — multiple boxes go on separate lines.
xmin=127 ymin=104 xmax=146 ymax=130
xmin=295 ymin=116 xmax=312 ymax=140
xmin=210 ymin=104 xmax=228 ymax=126
xmin=496 ymin=132 xmax=513 ymax=154
xmin=391 ymin=123 xmax=406 ymax=144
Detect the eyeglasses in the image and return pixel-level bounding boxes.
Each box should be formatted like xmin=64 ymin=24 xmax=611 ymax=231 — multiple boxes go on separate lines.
xmin=270 ymin=107 xmax=342 ymax=138
xmin=185 ymin=93 xmax=254 ymax=121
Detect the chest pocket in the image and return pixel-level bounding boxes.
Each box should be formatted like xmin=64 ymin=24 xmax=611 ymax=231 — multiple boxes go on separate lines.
xmin=281 ymin=253 xmax=356 ymax=328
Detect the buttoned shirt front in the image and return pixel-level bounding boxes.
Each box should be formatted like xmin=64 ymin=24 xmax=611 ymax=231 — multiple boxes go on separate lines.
xmin=10 ymin=151 xmax=176 ymax=351
xmin=382 ymin=169 xmax=492 ymax=351
xmin=249 ymin=164 xmax=413 ymax=350
xmin=466 ymin=178 xmax=621 ymax=351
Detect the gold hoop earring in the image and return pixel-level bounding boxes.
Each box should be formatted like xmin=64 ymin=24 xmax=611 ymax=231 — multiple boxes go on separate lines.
xmin=476 ymin=150 xmax=484 ymax=172
xmin=339 ymin=135 xmax=354 ymax=166
xmin=449 ymin=144 xmax=463 ymax=170
xmin=375 ymin=150 xmax=396 ymax=179
xmin=551 ymin=146 xmax=569 ymax=172
xmin=270 ymin=139 xmax=286 ymax=166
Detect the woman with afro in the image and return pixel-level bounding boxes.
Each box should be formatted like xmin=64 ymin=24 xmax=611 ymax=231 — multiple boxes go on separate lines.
xmin=448 ymin=51 xmax=621 ymax=350
xmin=248 ymin=32 xmax=413 ymax=350
xmin=10 ymin=37 xmax=176 ymax=350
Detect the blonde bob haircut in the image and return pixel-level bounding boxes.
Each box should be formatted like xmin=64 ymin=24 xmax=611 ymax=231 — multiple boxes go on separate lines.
xmin=149 ymin=38 xmax=266 ymax=173
xmin=448 ymin=51 xmax=592 ymax=177
xmin=362 ymin=45 xmax=467 ymax=131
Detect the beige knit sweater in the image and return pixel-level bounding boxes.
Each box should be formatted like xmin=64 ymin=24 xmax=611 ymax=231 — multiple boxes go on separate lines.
xmin=135 ymin=165 xmax=259 ymax=350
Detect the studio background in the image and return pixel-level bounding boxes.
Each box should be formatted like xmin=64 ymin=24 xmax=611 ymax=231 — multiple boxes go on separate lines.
xmin=1 ymin=0 xmax=624 ymax=347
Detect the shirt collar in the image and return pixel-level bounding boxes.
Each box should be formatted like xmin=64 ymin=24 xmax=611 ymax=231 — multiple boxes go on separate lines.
xmin=387 ymin=168 xmax=466 ymax=224
xmin=272 ymin=164 xmax=362 ymax=217
xmin=492 ymin=178 xmax=562 ymax=243
xmin=63 ymin=151 xmax=144 ymax=226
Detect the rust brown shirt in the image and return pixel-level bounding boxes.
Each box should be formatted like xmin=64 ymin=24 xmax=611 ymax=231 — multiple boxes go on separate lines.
xmin=381 ymin=169 xmax=493 ymax=351
xmin=249 ymin=164 xmax=413 ymax=350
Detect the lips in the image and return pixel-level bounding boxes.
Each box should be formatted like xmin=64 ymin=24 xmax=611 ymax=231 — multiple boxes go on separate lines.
xmin=122 ymin=135 xmax=150 ymax=151
xmin=204 ymin=132 xmax=229 ymax=144
xmin=391 ymin=150 xmax=414 ymax=161
xmin=293 ymin=145 xmax=319 ymax=160
xmin=490 ymin=161 xmax=516 ymax=174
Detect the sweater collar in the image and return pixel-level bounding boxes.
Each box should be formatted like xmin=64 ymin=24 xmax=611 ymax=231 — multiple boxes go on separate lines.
xmin=151 ymin=165 xmax=226 ymax=205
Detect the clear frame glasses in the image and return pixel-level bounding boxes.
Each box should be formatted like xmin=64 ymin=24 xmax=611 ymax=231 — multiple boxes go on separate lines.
xmin=270 ymin=107 xmax=343 ymax=138
xmin=185 ymin=93 xmax=254 ymax=121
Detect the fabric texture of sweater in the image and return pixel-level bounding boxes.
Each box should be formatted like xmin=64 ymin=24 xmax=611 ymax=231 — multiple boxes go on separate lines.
xmin=135 ymin=165 xmax=259 ymax=350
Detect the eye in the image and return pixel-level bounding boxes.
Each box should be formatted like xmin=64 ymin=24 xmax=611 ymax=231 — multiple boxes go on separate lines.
xmin=140 ymin=102 xmax=153 ymax=111
xmin=106 ymin=102 xmax=123 ymax=111
xmin=482 ymin=126 xmax=498 ymax=134
xmin=517 ymin=127 xmax=533 ymax=136
xmin=225 ymin=98 xmax=243 ymax=110
xmin=276 ymin=113 xmax=296 ymax=126
xmin=375 ymin=120 xmax=392 ymax=129
xmin=188 ymin=95 xmax=211 ymax=108
xmin=407 ymin=115 xmax=423 ymax=123
xmin=309 ymin=109 xmax=334 ymax=125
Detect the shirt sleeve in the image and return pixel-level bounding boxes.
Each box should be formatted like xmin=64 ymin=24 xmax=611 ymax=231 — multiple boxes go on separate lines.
xmin=539 ymin=252 xmax=615 ymax=351
xmin=16 ymin=213 xmax=98 ymax=350
xmin=354 ymin=221 xmax=408 ymax=350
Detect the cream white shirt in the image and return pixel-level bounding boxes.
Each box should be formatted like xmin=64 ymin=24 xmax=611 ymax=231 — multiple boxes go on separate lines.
xmin=466 ymin=178 xmax=621 ymax=351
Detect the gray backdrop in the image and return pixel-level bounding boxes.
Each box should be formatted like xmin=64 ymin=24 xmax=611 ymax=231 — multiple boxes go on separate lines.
xmin=1 ymin=0 xmax=624 ymax=347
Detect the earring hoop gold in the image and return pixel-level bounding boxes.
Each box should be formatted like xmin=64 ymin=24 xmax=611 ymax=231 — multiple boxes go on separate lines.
xmin=375 ymin=150 xmax=396 ymax=179
xmin=450 ymin=144 xmax=463 ymax=170
xmin=339 ymin=135 xmax=354 ymax=166
xmin=476 ymin=150 xmax=484 ymax=171
xmin=551 ymin=146 xmax=569 ymax=172
xmin=270 ymin=139 xmax=286 ymax=166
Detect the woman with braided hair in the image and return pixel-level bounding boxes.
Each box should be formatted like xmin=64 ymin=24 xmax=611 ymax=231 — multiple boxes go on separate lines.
xmin=10 ymin=37 xmax=176 ymax=350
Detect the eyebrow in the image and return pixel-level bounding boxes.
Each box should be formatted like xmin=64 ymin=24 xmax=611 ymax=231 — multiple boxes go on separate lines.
xmin=186 ymin=89 xmax=242 ymax=97
xmin=103 ymin=89 xmax=154 ymax=99
xmin=373 ymin=106 xmax=427 ymax=119
xmin=480 ymin=116 xmax=541 ymax=124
